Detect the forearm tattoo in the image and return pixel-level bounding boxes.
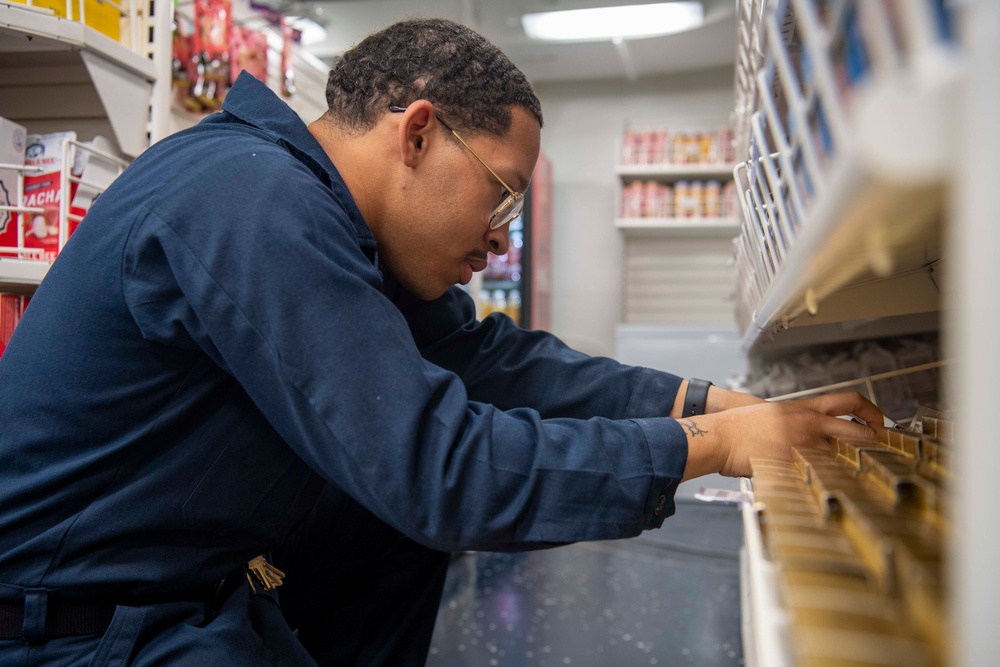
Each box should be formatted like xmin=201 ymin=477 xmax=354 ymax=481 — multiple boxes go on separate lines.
xmin=679 ymin=419 xmax=708 ymax=438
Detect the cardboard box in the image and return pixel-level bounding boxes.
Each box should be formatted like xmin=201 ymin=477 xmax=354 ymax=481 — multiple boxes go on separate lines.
xmin=0 ymin=117 xmax=27 ymax=256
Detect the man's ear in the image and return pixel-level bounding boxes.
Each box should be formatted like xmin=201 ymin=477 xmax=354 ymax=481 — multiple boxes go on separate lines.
xmin=397 ymin=100 xmax=438 ymax=168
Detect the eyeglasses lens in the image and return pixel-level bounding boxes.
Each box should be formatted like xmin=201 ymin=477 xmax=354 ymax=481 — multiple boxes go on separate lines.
xmin=490 ymin=195 xmax=523 ymax=230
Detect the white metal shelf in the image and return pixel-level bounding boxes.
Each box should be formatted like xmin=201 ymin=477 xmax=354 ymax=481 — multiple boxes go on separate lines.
xmin=0 ymin=1 xmax=166 ymax=157
xmin=739 ymin=476 xmax=794 ymax=667
xmin=615 ymin=217 xmax=740 ymax=235
xmin=616 ymin=163 xmax=737 ymax=179
xmin=0 ymin=2 xmax=155 ymax=80
xmin=733 ymin=3 xmax=960 ymax=352
xmin=0 ymin=256 xmax=50 ymax=291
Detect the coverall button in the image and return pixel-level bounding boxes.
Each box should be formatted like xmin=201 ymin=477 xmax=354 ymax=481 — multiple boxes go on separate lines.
xmin=654 ymin=494 xmax=667 ymax=515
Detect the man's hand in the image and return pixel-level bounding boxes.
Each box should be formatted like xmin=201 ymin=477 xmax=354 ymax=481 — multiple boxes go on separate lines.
xmin=678 ymin=391 xmax=885 ymax=481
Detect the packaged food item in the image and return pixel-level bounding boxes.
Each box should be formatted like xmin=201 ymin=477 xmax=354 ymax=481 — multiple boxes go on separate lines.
xmin=621 ymin=181 xmax=644 ymax=218
xmin=704 ymin=180 xmax=722 ymax=218
xmin=685 ymin=134 xmax=701 ymax=164
xmin=671 ymin=133 xmax=687 ymax=164
xmin=230 ymin=25 xmax=269 ymax=84
xmin=673 ymin=180 xmax=690 ymax=217
xmin=171 ymin=19 xmax=199 ymax=112
xmin=650 ymin=129 xmax=667 ymax=165
xmin=620 ymin=129 xmax=638 ymax=165
xmin=20 ymin=132 xmax=87 ymax=261
xmin=691 ymin=181 xmax=705 ymax=217
xmin=0 ymin=117 xmax=27 ymax=256
xmin=191 ymin=0 xmax=232 ymax=110
xmin=699 ymin=132 xmax=714 ymax=164
xmin=643 ymin=181 xmax=664 ymax=218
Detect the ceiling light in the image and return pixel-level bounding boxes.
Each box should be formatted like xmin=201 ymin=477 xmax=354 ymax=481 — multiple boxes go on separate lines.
xmin=521 ymin=2 xmax=703 ymax=42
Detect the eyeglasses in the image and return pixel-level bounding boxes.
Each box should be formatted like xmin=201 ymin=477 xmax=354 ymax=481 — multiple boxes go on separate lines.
xmin=389 ymin=105 xmax=524 ymax=230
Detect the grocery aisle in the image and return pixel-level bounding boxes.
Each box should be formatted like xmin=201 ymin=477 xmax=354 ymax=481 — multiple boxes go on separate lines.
xmin=426 ymin=501 xmax=744 ymax=667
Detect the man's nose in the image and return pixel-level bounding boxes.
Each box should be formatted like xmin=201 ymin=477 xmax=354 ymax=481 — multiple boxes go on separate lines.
xmin=486 ymin=224 xmax=510 ymax=256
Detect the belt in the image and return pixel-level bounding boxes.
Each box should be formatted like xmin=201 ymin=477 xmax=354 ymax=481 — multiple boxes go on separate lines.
xmin=0 ymin=600 xmax=115 ymax=639
xmin=0 ymin=582 xmax=225 ymax=642
xmin=0 ymin=555 xmax=276 ymax=642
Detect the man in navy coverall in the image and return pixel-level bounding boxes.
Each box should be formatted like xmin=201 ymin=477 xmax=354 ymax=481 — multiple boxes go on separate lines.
xmin=0 ymin=18 xmax=884 ymax=667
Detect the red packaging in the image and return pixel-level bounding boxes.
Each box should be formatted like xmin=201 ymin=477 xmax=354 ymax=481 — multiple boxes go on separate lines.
xmin=21 ymin=132 xmax=86 ymax=261
xmin=0 ymin=294 xmax=22 ymax=358
xmin=192 ymin=0 xmax=232 ymax=110
xmin=621 ymin=129 xmax=637 ymax=165
xmin=230 ymin=25 xmax=269 ymax=84
xmin=621 ymin=181 xmax=644 ymax=218
xmin=643 ymin=181 xmax=663 ymax=218
xmin=650 ymin=129 xmax=667 ymax=165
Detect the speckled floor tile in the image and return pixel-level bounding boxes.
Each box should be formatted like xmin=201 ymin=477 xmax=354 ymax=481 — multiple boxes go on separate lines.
xmin=427 ymin=501 xmax=744 ymax=667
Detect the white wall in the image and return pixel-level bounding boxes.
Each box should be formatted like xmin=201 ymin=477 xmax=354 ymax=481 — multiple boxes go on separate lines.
xmin=533 ymin=66 xmax=735 ymax=357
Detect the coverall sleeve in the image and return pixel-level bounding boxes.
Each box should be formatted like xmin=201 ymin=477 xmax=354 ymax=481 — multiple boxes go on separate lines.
xmin=122 ymin=148 xmax=689 ymax=552
xmin=390 ymin=281 xmax=684 ymax=421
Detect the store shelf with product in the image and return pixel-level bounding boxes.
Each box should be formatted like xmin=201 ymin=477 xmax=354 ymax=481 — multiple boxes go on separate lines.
xmin=615 ymin=216 xmax=740 ymax=235
xmin=0 ymin=0 xmax=330 ymax=300
xmin=616 ymin=124 xmax=741 ymax=239
xmin=732 ymin=0 xmax=959 ymax=353
xmin=615 ymin=163 xmax=737 ymax=179
xmin=165 ymin=0 xmax=330 ymax=135
xmin=0 ymin=0 xmax=171 ymax=157
xmin=730 ymin=0 xmax=984 ymax=666
xmin=0 ymin=135 xmax=128 ymax=288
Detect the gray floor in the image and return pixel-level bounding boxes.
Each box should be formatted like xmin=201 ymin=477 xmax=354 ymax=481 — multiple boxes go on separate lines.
xmin=426 ymin=499 xmax=745 ymax=667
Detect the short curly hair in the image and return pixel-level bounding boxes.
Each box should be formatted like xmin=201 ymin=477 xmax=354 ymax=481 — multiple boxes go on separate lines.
xmin=324 ymin=18 xmax=543 ymax=138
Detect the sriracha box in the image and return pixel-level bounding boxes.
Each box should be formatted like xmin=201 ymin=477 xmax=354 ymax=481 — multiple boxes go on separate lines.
xmin=19 ymin=132 xmax=87 ymax=261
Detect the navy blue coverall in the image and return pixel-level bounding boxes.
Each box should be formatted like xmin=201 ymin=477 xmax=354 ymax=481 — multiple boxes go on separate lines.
xmin=0 ymin=73 xmax=689 ymax=665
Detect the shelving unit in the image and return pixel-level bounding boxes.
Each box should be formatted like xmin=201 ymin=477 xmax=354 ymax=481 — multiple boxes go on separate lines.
xmin=615 ymin=162 xmax=738 ymax=179
xmin=0 ymin=0 xmax=330 ymax=294
xmin=0 ymin=0 xmax=171 ymax=156
xmin=732 ymin=0 xmax=956 ymax=354
xmin=0 ymin=257 xmax=50 ymax=293
xmin=615 ymin=216 xmax=740 ymax=235
xmin=732 ymin=0 xmax=997 ymax=665
xmin=615 ymin=129 xmax=741 ymax=330
xmin=166 ymin=0 xmax=331 ymax=136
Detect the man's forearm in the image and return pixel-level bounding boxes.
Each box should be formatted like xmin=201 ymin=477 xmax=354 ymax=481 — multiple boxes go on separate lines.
xmin=670 ymin=380 xmax=763 ymax=418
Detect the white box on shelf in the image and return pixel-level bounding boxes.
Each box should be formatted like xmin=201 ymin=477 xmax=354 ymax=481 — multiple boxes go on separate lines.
xmin=0 ymin=117 xmax=28 ymax=253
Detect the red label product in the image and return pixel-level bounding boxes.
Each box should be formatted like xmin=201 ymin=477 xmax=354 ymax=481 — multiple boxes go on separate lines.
xmin=20 ymin=132 xmax=86 ymax=261
xmin=0 ymin=294 xmax=23 ymax=358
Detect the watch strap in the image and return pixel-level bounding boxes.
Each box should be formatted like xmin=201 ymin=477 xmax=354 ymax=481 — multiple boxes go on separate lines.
xmin=682 ymin=378 xmax=713 ymax=417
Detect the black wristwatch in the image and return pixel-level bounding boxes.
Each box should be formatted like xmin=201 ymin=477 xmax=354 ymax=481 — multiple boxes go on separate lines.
xmin=682 ymin=378 xmax=713 ymax=417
